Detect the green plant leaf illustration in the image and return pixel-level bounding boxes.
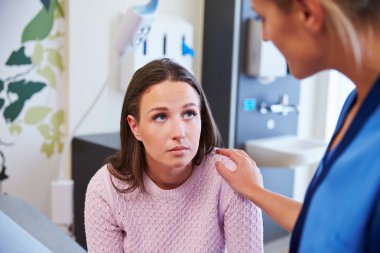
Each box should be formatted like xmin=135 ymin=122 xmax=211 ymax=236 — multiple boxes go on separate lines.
xmin=38 ymin=109 xmax=65 ymax=157
xmin=4 ymin=101 xmax=24 ymax=123
xmin=21 ymin=0 xmax=57 ymax=43
xmin=24 ymin=106 xmax=52 ymax=125
xmin=48 ymin=31 xmax=63 ymax=40
xmin=58 ymin=141 xmax=64 ymax=153
xmin=9 ymin=123 xmax=22 ymax=135
xmin=55 ymin=1 xmax=65 ymax=19
xmin=32 ymin=43 xmax=44 ymax=65
xmin=47 ymin=49 xmax=64 ymax=72
xmin=4 ymin=80 xmax=46 ymax=123
xmin=5 ymin=47 xmax=32 ymax=66
xmin=40 ymin=0 xmax=50 ymax=11
xmin=0 ymin=80 xmax=3 ymax=110
xmin=41 ymin=141 xmax=54 ymax=158
xmin=37 ymin=66 xmax=56 ymax=88
xmin=0 ymin=99 xmax=4 ymax=111
xmin=7 ymin=80 xmax=46 ymax=99
xmin=50 ymin=109 xmax=64 ymax=129
xmin=37 ymin=123 xmax=52 ymax=139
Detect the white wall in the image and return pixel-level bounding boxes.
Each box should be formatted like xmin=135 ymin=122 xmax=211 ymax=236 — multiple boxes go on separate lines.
xmin=295 ymin=71 xmax=354 ymax=201
xmin=67 ymin=0 xmax=205 ymax=138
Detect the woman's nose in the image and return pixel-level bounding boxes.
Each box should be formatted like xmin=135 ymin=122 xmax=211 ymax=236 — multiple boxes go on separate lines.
xmin=171 ymin=119 xmax=185 ymax=140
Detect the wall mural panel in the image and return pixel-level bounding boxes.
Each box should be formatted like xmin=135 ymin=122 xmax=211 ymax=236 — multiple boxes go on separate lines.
xmin=0 ymin=0 xmax=66 ymax=215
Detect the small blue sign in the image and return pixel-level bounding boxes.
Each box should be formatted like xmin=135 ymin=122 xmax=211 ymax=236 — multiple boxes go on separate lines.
xmin=243 ymin=98 xmax=257 ymax=111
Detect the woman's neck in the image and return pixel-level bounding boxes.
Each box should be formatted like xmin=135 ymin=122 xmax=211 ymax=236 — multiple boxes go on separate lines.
xmin=336 ymin=31 xmax=380 ymax=104
xmin=145 ymin=163 xmax=193 ymax=190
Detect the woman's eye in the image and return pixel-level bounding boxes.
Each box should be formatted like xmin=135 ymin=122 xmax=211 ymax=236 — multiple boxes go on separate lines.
xmin=253 ymin=13 xmax=263 ymax=22
xmin=153 ymin=113 xmax=166 ymax=122
xmin=183 ymin=110 xmax=197 ymax=119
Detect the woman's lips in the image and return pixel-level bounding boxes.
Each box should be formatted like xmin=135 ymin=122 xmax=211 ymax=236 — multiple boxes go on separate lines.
xmin=168 ymin=146 xmax=188 ymax=152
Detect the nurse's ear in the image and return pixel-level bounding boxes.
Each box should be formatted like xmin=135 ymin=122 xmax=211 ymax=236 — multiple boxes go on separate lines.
xmin=295 ymin=0 xmax=324 ymax=33
xmin=127 ymin=115 xmax=142 ymax=141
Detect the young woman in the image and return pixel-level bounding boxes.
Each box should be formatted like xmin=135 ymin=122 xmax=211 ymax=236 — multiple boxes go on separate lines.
xmin=84 ymin=58 xmax=263 ymax=252
xmin=216 ymin=0 xmax=380 ymax=252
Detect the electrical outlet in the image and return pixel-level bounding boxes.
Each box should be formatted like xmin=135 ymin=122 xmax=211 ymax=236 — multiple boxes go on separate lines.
xmin=119 ymin=14 xmax=194 ymax=92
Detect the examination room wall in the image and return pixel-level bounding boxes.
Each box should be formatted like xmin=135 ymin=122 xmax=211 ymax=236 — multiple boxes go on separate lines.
xmin=0 ymin=0 xmax=204 ymax=219
xmin=0 ymin=0 xmax=352 ymax=242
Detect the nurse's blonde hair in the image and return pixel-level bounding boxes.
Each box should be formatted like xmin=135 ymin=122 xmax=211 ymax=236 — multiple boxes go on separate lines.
xmin=274 ymin=0 xmax=380 ymax=63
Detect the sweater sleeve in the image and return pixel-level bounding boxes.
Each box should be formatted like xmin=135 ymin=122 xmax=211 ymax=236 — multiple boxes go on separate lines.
xmin=84 ymin=167 xmax=124 ymax=253
xmin=223 ymin=191 xmax=264 ymax=253
xmin=216 ymin=154 xmax=263 ymax=253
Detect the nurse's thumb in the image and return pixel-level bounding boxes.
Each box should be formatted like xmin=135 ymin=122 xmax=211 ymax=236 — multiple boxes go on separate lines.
xmin=215 ymin=161 xmax=234 ymax=183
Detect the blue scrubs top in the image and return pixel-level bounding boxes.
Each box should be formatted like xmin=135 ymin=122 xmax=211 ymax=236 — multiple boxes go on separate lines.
xmin=290 ymin=77 xmax=380 ymax=252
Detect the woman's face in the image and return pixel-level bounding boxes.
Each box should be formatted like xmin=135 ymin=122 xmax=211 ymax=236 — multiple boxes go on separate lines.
xmin=252 ymin=0 xmax=329 ymax=78
xmin=127 ymin=80 xmax=201 ymax=189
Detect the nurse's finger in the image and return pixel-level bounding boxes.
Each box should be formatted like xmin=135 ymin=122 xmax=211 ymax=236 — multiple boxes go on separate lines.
xmin=216 ymin=148 xmax=244 ymax=163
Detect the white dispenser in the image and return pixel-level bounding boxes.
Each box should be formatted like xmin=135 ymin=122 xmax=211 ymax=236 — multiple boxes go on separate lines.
xmin=246 ymin=18 xmax=287 ymax=83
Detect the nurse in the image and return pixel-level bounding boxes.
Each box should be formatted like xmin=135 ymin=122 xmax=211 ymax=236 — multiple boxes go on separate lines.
xmin=215 ymin=0 xmax=380 ymax=252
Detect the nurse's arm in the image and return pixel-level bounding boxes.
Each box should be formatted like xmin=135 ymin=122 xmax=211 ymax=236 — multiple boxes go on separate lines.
xmin=215 ymin=148 xmax=302 ymax=232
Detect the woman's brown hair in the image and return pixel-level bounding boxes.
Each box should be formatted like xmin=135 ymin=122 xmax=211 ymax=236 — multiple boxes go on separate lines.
xmin=105 ymin=58 xmax=222 ymax=193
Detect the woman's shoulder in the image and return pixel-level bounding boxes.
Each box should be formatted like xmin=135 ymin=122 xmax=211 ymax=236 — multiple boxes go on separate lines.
xmin=86 ymin=165 xmax=113 ymax=197
xmin=202 ymin=149 xmax=254 ymax=212
xmin=203 ymin=148 xmax=237 ymax=171
xmin=199 ymin=149 xmax=237 ymax=190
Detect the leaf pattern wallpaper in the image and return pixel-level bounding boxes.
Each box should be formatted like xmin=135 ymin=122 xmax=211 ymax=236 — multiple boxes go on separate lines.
xmin=0 ymin=0 xmax=66 ymax=182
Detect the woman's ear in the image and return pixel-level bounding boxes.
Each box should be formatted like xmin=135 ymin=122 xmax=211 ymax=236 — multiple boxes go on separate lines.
xmin=295 ymin=0 xmax=324 ymax=33
xmin=127 ymin=115 xmax=142 ymax=141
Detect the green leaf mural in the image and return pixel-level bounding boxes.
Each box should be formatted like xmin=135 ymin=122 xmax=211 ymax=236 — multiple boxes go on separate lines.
xmin=47 ymin=49 xmax=64 ymax=72
xmin=24 ymin=106 xmax=52 ymax=125
xmin=21 ymin=0 xmax=57 ymax=43
xmin=41 ymin=142 xmax=54 ymax=157
xmin=55 ymin=1 xmax=65 ymax=19
xmin=32 ymin=43 xmax=44 ymax=65
xmin=40 ymin=0 xmax=51 ymax=11
xmin=5 ymin=47 xmax=32 ymax=66
xmin=9 ymin=123 xmax=22 ymax=135
xmin=0 ymin=99 xmax=4 ymax=111
xmin=58 ymin=141 xmax=64 ymax=153
xmin=37 ymin=123 xmax=52 ymax=139
xmin=0 ymin=80 xmax=3 ymax=110
xmin=48 ymin=31 xmax=63 ymax=40
xmin=7 ymin=80 xmax=46 ymax=99
xmin=38 ymin=109 xmax=65 ymax=157
xmin=37 ymin=66 xmax=56 ymax=88
xmin=1 ymin=0 xmax=66 ymax=159
xmin=50 ymin=109 xmax=64 ymax=129
xmin=4 ymin=80 xmax=46 ymax=123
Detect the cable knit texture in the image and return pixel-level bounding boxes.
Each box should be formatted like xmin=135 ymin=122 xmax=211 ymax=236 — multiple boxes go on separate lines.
xmin=85 ymin=150 xmax=263 ymax=253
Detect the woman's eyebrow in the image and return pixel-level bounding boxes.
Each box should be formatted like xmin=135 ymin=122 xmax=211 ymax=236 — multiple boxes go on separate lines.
xmin=183 ymin=102 xmax=199 ymax=108
xmin=147 ymin=102 xmax=199 ymax=114
xmin=147 ymin=107 xmax=168 ymax=113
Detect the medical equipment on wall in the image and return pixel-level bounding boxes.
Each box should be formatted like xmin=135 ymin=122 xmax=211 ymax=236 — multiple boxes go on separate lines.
xmin=115 ymin=0 xmax=158 ymax=55
xmin=245 ymin=17 xmax=287 ymax=83
xmin=119 ymin=14 xmax=194 ymax=92
xmin=52 ymin=0 xmax=159 ymax=232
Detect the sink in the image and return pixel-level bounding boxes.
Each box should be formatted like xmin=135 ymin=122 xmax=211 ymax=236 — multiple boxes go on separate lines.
xmin=245 ymin=135 xmax=327 ymax=168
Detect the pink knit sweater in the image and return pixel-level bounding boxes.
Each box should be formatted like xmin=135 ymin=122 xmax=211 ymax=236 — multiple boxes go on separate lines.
xmin=85 ymin=151 xmax=263 ymax=252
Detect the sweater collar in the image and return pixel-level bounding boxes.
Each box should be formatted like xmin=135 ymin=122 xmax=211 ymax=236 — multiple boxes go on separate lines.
xmin=142 ymin=159 xmax=205 ymax=200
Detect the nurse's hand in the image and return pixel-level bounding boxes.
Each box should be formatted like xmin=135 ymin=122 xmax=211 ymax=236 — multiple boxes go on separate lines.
xmin=215 ymin=148 xmax=263 ymax=199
